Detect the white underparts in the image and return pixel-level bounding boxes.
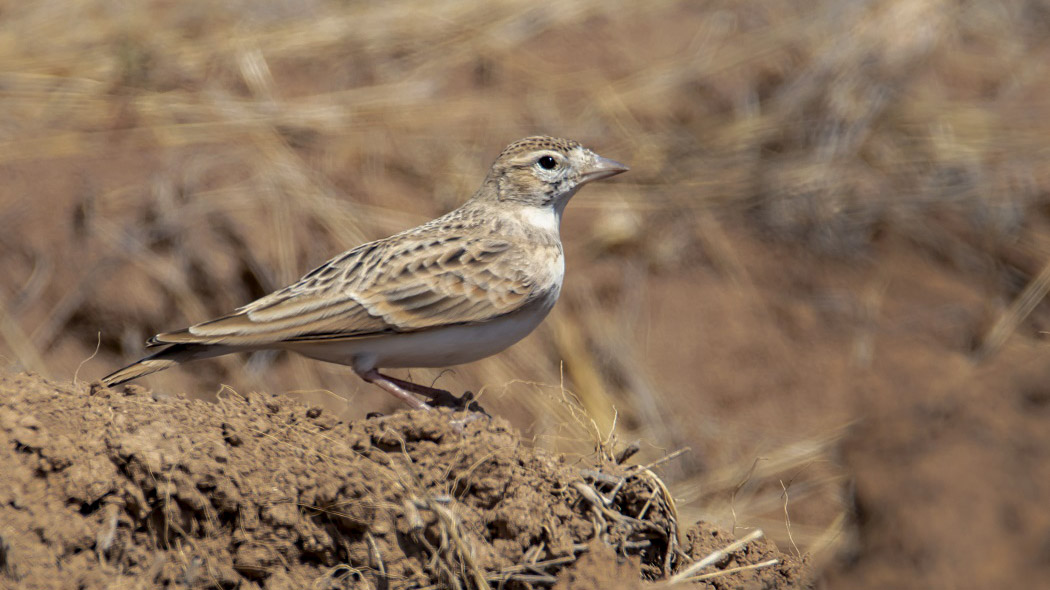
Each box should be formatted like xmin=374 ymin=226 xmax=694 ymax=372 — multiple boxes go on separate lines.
xmin=289 ymin=293 xmax=560 ymax=372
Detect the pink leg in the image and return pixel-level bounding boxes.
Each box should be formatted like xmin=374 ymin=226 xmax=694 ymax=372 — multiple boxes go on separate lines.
xmin=357 ymin=369 xmax=432 ymax=411
xmin=382 ymin=372 xmax=482 ymax=411
xmin=357 ymin=369 xmax=483 ymax=412
xmin=381 ymin=374 xmax=453 ymax=399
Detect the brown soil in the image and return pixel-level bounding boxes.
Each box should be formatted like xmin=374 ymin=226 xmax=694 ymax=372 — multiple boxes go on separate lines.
xmin=0 ymin=371 xmax=809 ymax=589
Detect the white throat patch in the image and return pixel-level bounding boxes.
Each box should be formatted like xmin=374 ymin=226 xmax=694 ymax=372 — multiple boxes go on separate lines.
xmin=519 ymin=205 xmax=561 ymax=234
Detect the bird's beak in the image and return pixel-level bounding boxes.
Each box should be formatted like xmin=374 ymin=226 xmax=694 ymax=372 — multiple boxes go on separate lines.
xmin=580 ymin=156 xmax=630 ymax=184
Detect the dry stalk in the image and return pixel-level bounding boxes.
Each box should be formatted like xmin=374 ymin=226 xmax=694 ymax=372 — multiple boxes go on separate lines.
xmin=678 ymin=558 xmax=781 ymax=583
xmin=73 ymin=331 xmax=102 ymax=386
xmin=574 ymin=460 xmax=684 ymax=579
xmin=780 ymin=479 xmax=801 ymax=557
xmin=668 ymin=529 xmax=766 ymax=583
xmin=976 ymin=253 xmax=1050 ymax=359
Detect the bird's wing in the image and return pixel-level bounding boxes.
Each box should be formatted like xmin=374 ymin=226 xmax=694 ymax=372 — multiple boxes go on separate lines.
xmin=150 ymin=234 xmax=549 ymax=347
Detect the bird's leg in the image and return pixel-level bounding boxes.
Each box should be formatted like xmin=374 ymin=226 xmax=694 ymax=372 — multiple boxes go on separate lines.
xmin=358 ymin=369 xmax=485 ymax=413
xmin=357 ymin=369 xmax=432 ymax=411
xmin=380 ymin=373 xmax=452 ymax=398
xmin=379 ymin=371 xmax=484 ymax=411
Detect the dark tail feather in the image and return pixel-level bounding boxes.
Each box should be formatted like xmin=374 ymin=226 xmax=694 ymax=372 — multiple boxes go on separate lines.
xmin=101 ymin=343 xmax=232 ymax=387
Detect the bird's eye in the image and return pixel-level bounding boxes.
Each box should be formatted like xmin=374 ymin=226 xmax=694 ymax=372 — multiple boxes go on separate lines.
xmin=537 ymin=155 xmax=558 ymax=170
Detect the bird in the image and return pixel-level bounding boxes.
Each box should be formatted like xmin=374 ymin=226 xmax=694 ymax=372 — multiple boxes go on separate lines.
xmin=102 ymin=136 xmax=629 ymax=410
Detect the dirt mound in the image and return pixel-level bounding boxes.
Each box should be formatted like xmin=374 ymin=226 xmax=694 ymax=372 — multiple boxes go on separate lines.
xmin=0 ymin=371 xmax=808 ymax=589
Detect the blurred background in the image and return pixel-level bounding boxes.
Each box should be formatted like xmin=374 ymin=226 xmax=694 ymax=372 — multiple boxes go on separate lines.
xmin=2 ymin=0 xmax=1049 ymax=587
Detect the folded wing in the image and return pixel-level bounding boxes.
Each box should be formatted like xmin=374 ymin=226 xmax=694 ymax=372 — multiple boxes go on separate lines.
xmin=150 ymin=235 xmax=540 ymax=347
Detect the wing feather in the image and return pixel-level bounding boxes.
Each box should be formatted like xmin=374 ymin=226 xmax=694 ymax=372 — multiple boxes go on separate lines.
xmin=149 ymin=232 xmax=557 ymax=347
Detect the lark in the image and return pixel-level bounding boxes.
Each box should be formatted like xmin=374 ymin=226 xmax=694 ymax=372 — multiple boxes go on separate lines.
xmin=102 ymin=136 xmax=628 ymax=410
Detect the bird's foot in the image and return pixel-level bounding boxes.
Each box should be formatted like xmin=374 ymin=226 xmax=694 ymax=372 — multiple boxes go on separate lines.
xmin=425 ymin=389 xmax=487 ymax=415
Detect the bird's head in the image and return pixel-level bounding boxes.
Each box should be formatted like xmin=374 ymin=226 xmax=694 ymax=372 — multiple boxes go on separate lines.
xmin=479 ymin=136 xmax=629 ymax=214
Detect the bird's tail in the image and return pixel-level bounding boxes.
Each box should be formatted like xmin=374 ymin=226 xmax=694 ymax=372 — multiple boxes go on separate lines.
xmin=101 ymin=343 xmax=231 ymax=387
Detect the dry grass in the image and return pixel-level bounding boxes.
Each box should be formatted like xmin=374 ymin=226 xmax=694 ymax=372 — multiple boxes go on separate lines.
xmin=2 ymin=0 xmax=1049 ymax=576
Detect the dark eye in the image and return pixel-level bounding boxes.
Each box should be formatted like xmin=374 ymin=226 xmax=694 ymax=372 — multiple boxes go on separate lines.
xmin=537 ymin=155 xmax=558 ymax=170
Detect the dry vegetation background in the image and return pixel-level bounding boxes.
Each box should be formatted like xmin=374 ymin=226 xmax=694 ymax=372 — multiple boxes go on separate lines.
xmin=1 ymin=0 xmax=1049 ymax=587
